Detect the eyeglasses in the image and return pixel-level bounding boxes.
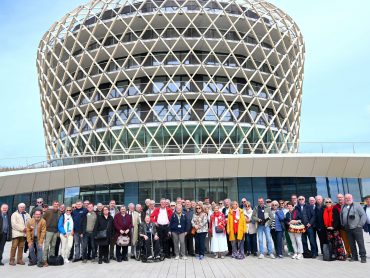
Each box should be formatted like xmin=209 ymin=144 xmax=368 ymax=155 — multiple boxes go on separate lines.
xmin=266 ymin=201 xmax=271 ymax=203
xmin=325 ymin=201 xmax=332 ymax=204
xmin=298 ymin=198 xmax=304 ymax=201
xmin=66 ymin=210 xmax=72 ymax=212
xmin=196 ymin=208 xmax=201 ymax=210
xmin=272 ymin=204 xmax=278 ymax=207
xmin=37 ymin=201 xmax=42 ymax=204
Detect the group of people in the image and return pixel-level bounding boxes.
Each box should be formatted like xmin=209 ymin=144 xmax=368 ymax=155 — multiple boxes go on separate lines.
xmin=0 ymin=193 xmax=369 ymax=268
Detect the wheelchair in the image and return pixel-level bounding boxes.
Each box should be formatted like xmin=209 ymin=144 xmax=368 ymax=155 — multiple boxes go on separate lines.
xmin=135 ymin=235 xmax=165 ymax=263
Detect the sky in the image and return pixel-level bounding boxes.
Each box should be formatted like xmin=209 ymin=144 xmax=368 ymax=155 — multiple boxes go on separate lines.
xmin=0 ymin=0 xmax=369 ymax=167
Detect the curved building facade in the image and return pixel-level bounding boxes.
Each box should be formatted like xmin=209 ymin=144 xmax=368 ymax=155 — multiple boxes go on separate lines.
xmin=37 ymin=0 xmax=305 ymax=160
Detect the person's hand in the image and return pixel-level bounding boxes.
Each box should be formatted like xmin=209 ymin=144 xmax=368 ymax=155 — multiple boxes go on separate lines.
xmin=38 ymin=244 xmax=43 ymax=249
xmin=307 ymin=223 xmax=311 ymax=228
xmin=168 ymin=232 xmax=171 ymax=236
xmin=154 ymin=235 xmax=159 ymax=240
xmin=23 ymin=228 xmax=27 ymax=233
xmin=125 ymin=229 xmax=129 ymax=234
xmin=28 ymin=242 xmax=32 ymax=248
xmin=120 ymin=229 xmax=124 ymax=234
xmin=80 ymin=234 xmax=83 ymax=238
xmin=184 ymin=232 xmax=187 ymax=236
xmin=144 ymin=235 xmax=148 ymax=240
xmin=327 ymin=227 xmax=334 ymax=230
xmin=195 ymin=225 xmax=199 ymax=229
xmin=64 ymin=234 xmax=68 ymax=238
xmin=258 ymin=219 xmax=262 ymax=223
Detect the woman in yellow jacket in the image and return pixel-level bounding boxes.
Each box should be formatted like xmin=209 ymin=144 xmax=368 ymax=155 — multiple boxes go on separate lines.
xmin=227 ymin=201 xmax=247 ymax=259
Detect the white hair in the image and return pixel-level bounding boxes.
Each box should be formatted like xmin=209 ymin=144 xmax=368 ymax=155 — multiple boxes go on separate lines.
xmin=18 ymin=203 xmax=26 ymax=208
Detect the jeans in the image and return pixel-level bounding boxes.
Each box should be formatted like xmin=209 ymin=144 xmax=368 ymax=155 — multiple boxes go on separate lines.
xmin=302 ymin=227 xmax=318 ymax=256
xmin=289 ymin=232 xmax=303 ymax=254
xmin=346 ymin=227 xmax=366 ymax=259
xmin=73 ymin=233 xmax=82 ymax=259
xmin=195 ymin=232 xmax=207 ymax=256
xmin=271 ymin=230 xmax=283 ymax=256
xmin=231 ymin=235 xmax=244 ymax=255
xmin=172 ymin=232 xmax=186 ymax=257
xmin=29 ymin=240 xmax=43 ymax=264
xmin=245 ymin=233 xmax=257 ymax=254
xmin=82 ymin=232 xmax=96 ymax=260
xmin=157 ymin=224 xmax=170 ymax=256
xmin=43 ymin=231 xmax=57 ymax=261
xmin=0 ymin=233 xmax=7 ymax=262
xmin=257 ymin=225 xmax=273 ymax=254
xmin=185 ymin=233 xmax=194 ymax=255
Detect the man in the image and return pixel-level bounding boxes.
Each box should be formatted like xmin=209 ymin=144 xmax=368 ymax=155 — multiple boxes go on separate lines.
xmin=364 ymin=195 xmax=370 ymax=235
xmin=71 ymin=200 xmax=87 ymax=262
xmin=314 ymin=195 xmax=326 ymax=255
xmin=240 ymin=198 xmax=247 ymax=209
xmin=54 ymin=204 xmax=65 ymax=257
xmin=146 ymin=200 xmax=155 ymax=217
xmin=42 ymin=201 xmax=60 ymax=266
xmin=222 ymin=198 xmax=232 ymax=256
xmin=128 ymin=203 xmax=140 ymax=259
xmin=334 ymin=193 xmax=351 ymax=257
xmin=81 ymin=203 xmax=97 ymax=263
xmin=139 ymin=215 xmax=160 ymax=259
xmin=184 ymin=200 xmax=194 ymax=256
xmin=340 ymin=194 xmax=367 ymax=263
xmin=266 ymin=199 xmax=272 ymax=208
xmin=170 ymin=202 xmax=176 ymax=212
xmin=309 ymin=197 xmax=316 ymax=208
xmin=95 ymin=203 xmax=104 ymax=216
xmin=83 ymin=200 xmax=90 ymax=209
xmin=108 ymin=200 xmax=118 ymax=260
xmin=0 ymin=204 xmax=12 ymax=266
xmin=136 ymin=204 xmax=145 ymax=223
xmin=150 ymin=198 xmax=173 ymax=258
xmin=297 ymin=196 xmax=318 ymax=258
xmin=26 ymin=210 xmax=46 ymax=267
xmin=176 ymin=197 xmax=183 ymax=206
xmin=10 ymin=203 xmax=30 ymax=265
xmin=252 ymin=197 xmax=274 ymax=259
xmin=30 ymin=198 xmax=44 ymax=217
xmin=204 ymin=197 xmax=210 ymax=206
xmin=143 ymin=199 xmax=151 ymax=214
xmin=291 ymin=195 xmax=298 ymax=207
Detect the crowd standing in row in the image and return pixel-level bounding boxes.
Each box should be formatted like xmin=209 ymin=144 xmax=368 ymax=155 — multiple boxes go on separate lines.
xmin=0 ymin=193 xmax=369 ymax=267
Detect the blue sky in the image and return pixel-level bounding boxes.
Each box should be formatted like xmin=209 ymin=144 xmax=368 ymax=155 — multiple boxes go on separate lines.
xmin=0 ymin=0 xmax=369 ymax=166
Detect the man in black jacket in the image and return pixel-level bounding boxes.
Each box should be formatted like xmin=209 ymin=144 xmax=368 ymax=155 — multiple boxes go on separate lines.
xmin=0 ymin=204 xmax=12 ymax=266
xmin=314 ymin=195 xmax=327 ymax=255
xmin=297 ymin=196 xmax=318 ymax=258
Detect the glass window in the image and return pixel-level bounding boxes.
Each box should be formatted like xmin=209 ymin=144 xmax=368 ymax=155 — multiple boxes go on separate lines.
xmin=110 ymin=184 xmax=125 ymax=205
xmin=167 ymin=181 xmax=182 ymax=201
xmin=139 ymin=182 xmax=153 ymax=205
xmin=124 ymin=182 xmax=139 ymax=205
xmin=195 ymin=179 xmax=209 ymax=201
xmin=153 ymin=181 xmax=167 ymax=202
xmin=80 ymin=185 xmax=96 ymax=204
xmin=64 ymin=187 xmax=80 ymax=207
xmin=182 ymin=180 xmax=195 ymax=201
xmin=0 ymin=196 xmax=14 ymax=212
xmin=95 ymin=185 xmax=110 ymax=205
xmin=13 ymin=194 xmax=31 ymax=212
xmin=315 ymin=177 xmax=328 ymax=198
xmin=361 ymin=178 xmax=370 ymax=200
xmin=345 ymin=178 xmax=362 ymax=202
xmin=251 ymin=178 xmax=267 ymax=205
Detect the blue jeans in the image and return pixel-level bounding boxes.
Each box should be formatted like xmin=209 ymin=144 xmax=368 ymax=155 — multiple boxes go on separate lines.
xmin=195 ymin=232 xmax=207 ymax=256
xmin=257 ymin=225 xmax=273 ymax=254
xmin=271 ymin=230 xmax=283 ymax=256
xmin=73 ymin=234 xmax=82 ymax=260
xmin=82 ymin=232 xmax=96 ymax=260
xmin=302 ymin=227 xmax=318 ymax=256
xmin=245 ymin=233 xmax=257 ymax=254
xmin=29 ymin=241 xmax=43 ymax=264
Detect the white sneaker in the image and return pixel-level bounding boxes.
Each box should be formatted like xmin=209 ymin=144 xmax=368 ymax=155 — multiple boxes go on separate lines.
xmin=269 ymin=254 xmax=276 ymax=259
xmin=174 ymin=256 xmax=179 ymax=260
xmin=291 ymin=254 xmax=297 ymax=259
xmin=182 ymin=256 xmax=188 ymax=260
xmin=214 ymin=255 xmax=218 ymax=259
xmin=288 ymin=252 xmax=292 ymax=256
xmin=258 ymin=254 xmax=264 ymax=259
xmin=64 ymin=259 xmax=70 ymax=263
xmin=296 ymin=254 xmax=303 ymax=260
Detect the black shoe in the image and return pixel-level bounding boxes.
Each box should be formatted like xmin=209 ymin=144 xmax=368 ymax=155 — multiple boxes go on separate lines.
xmin=72 ymin=258 xmax=80 ymax=263
xmin=130 ymin=255 xmax=135 ymax=259
xmin=0 ymin=261 xmax=4 ymax=266
xmin=123 ymin=257 xmax=128 ymax=261
xmin=104 ymin=258 xmax=110 ymax=263
xmin=110 ymin=256 xmax=116 ymax=261
xmin=361 ymin=257 xmax=367 ymax=263
xmin=98 ymin=259 xmax=102 ymax=264
xmin=312 ymin=255 xmax=317 ymax=259
xmin=117 ymin=258 xmax=122 ymax=262
xmin=165 ymin=255 xmax=171 ymax=259
xmin=253 ymin=253 xmax=258 ymax=257
xmin=350 ymin=257 xmax=359 ymax=262
xmin=28 ymin=262 xmax=36 ymax=266
xmin=37 ymin=263 xmax=43 ymax=268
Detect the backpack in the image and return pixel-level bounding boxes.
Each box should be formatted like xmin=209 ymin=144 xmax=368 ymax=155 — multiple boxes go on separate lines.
xmin=47 ymin=255 xmax=64 ymax=266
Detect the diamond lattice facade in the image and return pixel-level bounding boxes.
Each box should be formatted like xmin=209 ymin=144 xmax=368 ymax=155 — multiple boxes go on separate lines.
xmin=37 ymin=0 xmax=305 ymax=160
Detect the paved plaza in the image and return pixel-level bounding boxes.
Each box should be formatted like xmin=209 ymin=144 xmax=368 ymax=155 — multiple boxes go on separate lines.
xmin=0 ymin=233 xmax=370 ymax=278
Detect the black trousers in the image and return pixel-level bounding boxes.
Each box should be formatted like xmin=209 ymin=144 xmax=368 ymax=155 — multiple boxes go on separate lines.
xmin=54 ymin=236 xmax=61 ymax=256
xmin=143 ymin=237 xmax=160 ymax=258
xmin=116 ymin=245 xmax=128 ymax=260
xmin=346 ymin=227 xmax=366 ymax=259
xmin=226 ymin=232 xmax=232 ymax=254
xmin=0 ymin=233 xmax=7 ymax=262
xmin=109 ymin=238 xmax=115 ymax=258
xmin=157 ymin=224 xmax=170 ymax=256
xmin=98 ymin=245 xmax=109 ymax=260
xmin=315 ymin=228 xmax=328 ymax=254
xmin=185 ymin=233 xmax=194 ymax=255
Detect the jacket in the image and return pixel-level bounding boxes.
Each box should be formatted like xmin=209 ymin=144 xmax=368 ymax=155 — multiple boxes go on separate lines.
xmin=296 ymin=204 xmax=316 ymax=227
xmin=26 ymin=218 xmax=46 ymax=245
xmin=364 ymin=205 xmax=370 ymax=233
xmin=271 ymin=209 xmax=285 ymax=232
xmin=139 ymin=222 xmax=158 ymax=238
xmin=72 ymin=207 xmax=87 ymax=234
xmin=0 ymin=212 xmax=12 ymax=241
xmin=129 ymin=211 xmax=141 ymax=244
xmin=191 ymin=213 xmax=208 ymax=233
xmin=184 ymin=208 xmax=194 ymax=232
xmin=340 ymin=203 xmax=367 ymax=229
xmin=243 ymin=208 xmax=256 ymax=234
xmin=315 ymin=205 xmax=325 ymax=231
xmin=95 ymin=214 xmax=114 ymax=246
xmin=252 ymin=205 xmax=273 ymax=227
xmin=284 ymin=209 xmax=302 ymax=228
xmin=169 ymin=212 xmax=187 ymax=233
xmin=113 ymin=213 xmax=133 ymax=241
xmin=43 ymin=209 xmax=60 ymax=233
xmin=227 ymin=208 xmax=246 ymax=240
xmin=323 ymin=207 xmax=341 ymax=230
xmin=11 ymin=211 xmax=31 ymax=238
xmin=150 ymin=207 xmax=173 ymax=224
xmin=81 ymin=211 xmax=98 ymax=234
xmin=58 ymin=214 xmax=74 ymax=235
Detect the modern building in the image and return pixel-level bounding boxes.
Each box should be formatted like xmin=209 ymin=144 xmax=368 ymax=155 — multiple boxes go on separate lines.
xmin=0 ymin=0 xmax=369 ymax=211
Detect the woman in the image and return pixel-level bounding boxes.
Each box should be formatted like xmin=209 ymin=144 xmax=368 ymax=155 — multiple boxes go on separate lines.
xmin=284 ymin=202 xmax=304 ymax=260
xmin=227 ymin=201 xmax=247 ymax=259
xmin=113 ymin=206 xmax=132 ymax=262
xmin=244 ymin=201 xmax=257 ymax=256
xmin=209 ymin=205 xmax=228 ymax=258
xmin=270 ymin=200 xmax=285 ymax=258
xmin=191 ymin=205 xmax=208 ymax=260
xmin=323 ymin=198 xmax=346 ymax=261
xmin=139 ymin=215 xmax=161 ymax=260
xmin=169 ymin=204 xmax=187 ymax=260
xmin=58 ymin=206 xmax=74 ymax=263
xmin=95 ymin=206 xmax=114 ymax=264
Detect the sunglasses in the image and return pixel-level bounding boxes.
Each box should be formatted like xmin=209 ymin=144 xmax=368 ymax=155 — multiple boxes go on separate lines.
xmin=66 ymin=210 xmax=72 ymax=212
xmin=196 ymin=208 xmax=201 ymax=210
xmin=272 ymin=204 xmax=278 ymax=207
xmin=325 ymin=201 xmax=332 ymax=204
xmin=266 ymin=201 xmax=271 ymax=203
xmin=298 ymin=198 xmax=304 ymax=201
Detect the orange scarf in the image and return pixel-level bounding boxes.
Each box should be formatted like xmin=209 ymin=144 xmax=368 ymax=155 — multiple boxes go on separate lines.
xmin=323 ymin=206 xmax=333 ymax=228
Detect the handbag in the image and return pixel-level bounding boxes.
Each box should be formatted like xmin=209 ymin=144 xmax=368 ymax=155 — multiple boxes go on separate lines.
xmin=116 ymin=235 xmax=130 ymax=246
xmin=288 ymin=222 xmax=306 ymax=234
xmin=95 ymin=230 xmax=107 ymax=240
xmin=191 ymin=227 xmax=196 ymax=235
xmin=47 ymin=255 xmax=64 ymax=266
xmin=215 ymin=225 xmax=224 ymax=233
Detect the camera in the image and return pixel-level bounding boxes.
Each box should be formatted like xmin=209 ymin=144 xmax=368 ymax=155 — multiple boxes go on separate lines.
xmin=349 ymin=215 xmax=355 ymax=220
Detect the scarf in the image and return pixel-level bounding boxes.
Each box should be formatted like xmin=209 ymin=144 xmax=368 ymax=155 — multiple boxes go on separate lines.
xmin=232 ymin=209 xmax=240 ymax=233
xmin=323 ymin=206 xmax=333 ymax=228
xmin=63 ymin=214 xmax=74 ymax=234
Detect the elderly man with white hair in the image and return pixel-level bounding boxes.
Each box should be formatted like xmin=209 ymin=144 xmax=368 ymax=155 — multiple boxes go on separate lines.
xmin=10 ymin=203 xmax=30 ymax=266
xmin=0 ymin=204 xmax=12 ymax=266
xmin=340 ymin=194 xmax=367 ymax=263
xmin=128 ymin=203 xmax=141 ymax=259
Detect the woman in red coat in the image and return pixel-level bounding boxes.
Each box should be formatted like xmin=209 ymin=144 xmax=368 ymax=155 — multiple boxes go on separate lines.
xmin=209 ymin=205 xmax=228 ymax=258
xmin=113 ymin=206 xmax=133 ymax=262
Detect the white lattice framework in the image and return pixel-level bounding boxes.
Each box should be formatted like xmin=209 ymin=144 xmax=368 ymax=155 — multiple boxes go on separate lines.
xmin=37 ymin=0 xmax=305 ymax=160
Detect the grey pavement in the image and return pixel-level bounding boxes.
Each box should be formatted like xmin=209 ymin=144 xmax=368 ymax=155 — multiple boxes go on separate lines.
xmin=1 ymin=233 xmax=370 ymax=278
